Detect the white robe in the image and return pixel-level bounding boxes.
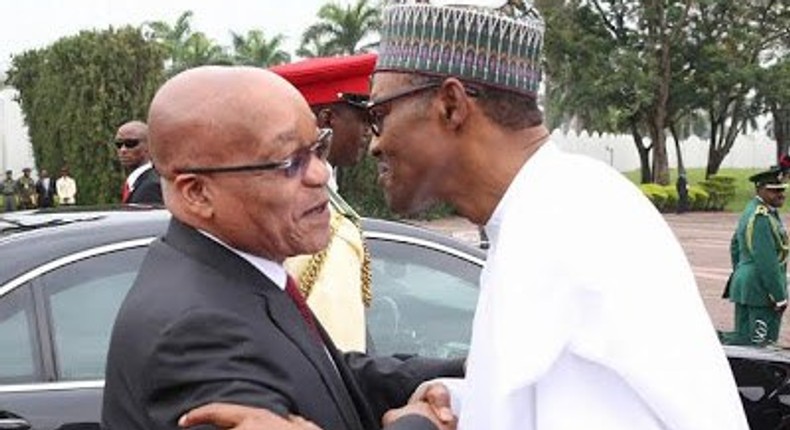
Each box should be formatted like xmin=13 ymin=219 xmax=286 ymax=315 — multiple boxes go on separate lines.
xmin=447 ymin=142 xmax=748 ymax=429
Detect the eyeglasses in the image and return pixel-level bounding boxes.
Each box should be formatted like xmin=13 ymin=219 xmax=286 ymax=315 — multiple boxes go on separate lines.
xmin=366 ymin=82 xmax=480 ymax=137
xmin=114 ymin=139 xmax=142 ymax=149
xmin=173 ymin=128 xmax=333 ymax=179
xmin=366 ymin=83 xmax=442 ymax=137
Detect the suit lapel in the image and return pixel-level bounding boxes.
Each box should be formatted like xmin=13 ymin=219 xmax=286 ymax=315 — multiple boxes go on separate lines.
xmin=265 ymin=291 xmax=367 ymax=430
xmin=163 ymin=219 xmax=367 ymax=430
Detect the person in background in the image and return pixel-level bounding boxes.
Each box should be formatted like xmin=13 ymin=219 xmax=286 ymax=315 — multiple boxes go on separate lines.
xmin=270 ymin=53 xmax=376 ymax=352
xmin=102 ymin=65 xmax=462 ymax=430
xmin=16 ymin=167 xmax=37 ymax=209
xmin=115 ymin=120 xmax=163 ymax=204
xmin=364 ymin=1 xmax=746 ymax=429
xmin=2 ymin=170 xmax=17 ymax=212
xmin=722 ymin=166 xmax=788 ymax=346
xmin=55 ymin=167 xmax=77 ymax=205
xmin=35 ymin=169 xmax=56 ymax=208
xmin=676 ymin=172 xmax=690 ymax=214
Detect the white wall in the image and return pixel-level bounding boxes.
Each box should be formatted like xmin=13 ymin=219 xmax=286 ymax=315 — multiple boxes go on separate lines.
xmin=553 ymin=129 xmax=776 ymax=173
xmin=0 ymin=89 xmax=36 ymax=174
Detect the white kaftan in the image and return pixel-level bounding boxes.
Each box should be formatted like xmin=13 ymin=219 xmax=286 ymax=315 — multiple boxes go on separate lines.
xmin=450 ymin=142 xmax=748 ymax=429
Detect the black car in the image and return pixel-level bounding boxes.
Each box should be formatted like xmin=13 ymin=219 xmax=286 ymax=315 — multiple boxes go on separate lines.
xmin=0 ymin=207 xmax=788 ymax=430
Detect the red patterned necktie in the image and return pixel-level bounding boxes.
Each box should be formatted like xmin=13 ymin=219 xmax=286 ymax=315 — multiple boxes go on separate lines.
xmin=285 ymin=275 xmax=322 ymax=342
xmin=121 ymin=181 xmax=131 ymax=203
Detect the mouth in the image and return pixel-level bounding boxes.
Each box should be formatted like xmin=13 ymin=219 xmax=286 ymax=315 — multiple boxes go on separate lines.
xmin=304 ymin=199 xmax=329 ymax=218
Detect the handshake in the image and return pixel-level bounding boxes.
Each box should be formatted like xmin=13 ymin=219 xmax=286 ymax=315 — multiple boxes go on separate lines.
xmin=179 ymin=382 xmax=457 ymax=430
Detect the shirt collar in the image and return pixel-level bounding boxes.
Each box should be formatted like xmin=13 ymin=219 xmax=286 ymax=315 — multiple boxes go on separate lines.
xmin=126 ymin=162 xmax=153 ymax=189
xmin=197 ymin=229 xmax=287 ymax=291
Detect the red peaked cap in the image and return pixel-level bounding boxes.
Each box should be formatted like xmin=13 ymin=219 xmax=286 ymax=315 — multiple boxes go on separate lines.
xmin=269 ymin=53 xmax=377 ymax=106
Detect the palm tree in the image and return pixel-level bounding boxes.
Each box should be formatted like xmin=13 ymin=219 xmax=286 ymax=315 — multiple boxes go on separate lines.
xmin=144 ymin=11 xmax=230 ymax=75
xmin=230 ymin=30 xmax=291 ymax=67
xmin=299 ymin=0 xmax=381 ymax=57
xmin=144 ymin=11 xmax=194 ymax=59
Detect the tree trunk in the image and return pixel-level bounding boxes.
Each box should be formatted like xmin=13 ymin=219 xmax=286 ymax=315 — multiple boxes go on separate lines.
xmin=670 ymin=124 xmax=685 ymax=176
xmin=631 ymin=120 xmax=652 ymax=183
xmin=774 ymin=107 xmax=789 ymax=162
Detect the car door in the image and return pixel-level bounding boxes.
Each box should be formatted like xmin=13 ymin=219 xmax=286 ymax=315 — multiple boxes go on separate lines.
xmin=0 ymin=239 xmax=152 ymax=430
xmin=365 ymin=230 xmax=483 ymax=359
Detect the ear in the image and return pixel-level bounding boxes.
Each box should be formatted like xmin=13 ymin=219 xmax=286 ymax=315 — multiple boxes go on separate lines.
xmin=316 ymin=108 xmax=334 ymax=128
xmin=437 ymin=78 xmax=471 ymax=131
xmin=173 ymin=174 xmax=214 ymax=219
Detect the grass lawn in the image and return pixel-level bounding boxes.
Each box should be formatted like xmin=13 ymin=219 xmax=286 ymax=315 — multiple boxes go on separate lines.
xmin=622 ymin=167 xmax=763 ymax=213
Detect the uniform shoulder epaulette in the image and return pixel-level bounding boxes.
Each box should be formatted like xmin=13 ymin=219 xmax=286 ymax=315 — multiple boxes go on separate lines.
xmin=755 ymin=205 xmax=769 ymax=216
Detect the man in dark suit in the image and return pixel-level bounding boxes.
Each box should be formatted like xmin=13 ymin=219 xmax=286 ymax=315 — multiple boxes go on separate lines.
xmin=101 ymin=66 xmax=461 ymax=430
xmin=34 ymin=169 xmax=56 ymax=208
xmin=114 ymin=120 xmax=163 ymax=204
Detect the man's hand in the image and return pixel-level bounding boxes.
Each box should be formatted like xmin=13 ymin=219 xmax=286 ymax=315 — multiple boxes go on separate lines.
xmin=178 ymin=403 xmax=321 ymax=430
xmin=382 ymin=401 xmax=457 ymax=430
xmin=775 ymin=300 xmax=788 ymax=313
xmin=409 ymin=381 xmax=455 ymax=423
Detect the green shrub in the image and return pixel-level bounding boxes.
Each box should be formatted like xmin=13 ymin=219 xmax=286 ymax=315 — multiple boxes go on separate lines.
xmin=688 ymin=185 xmax=709 ymax=211
xmin=699 ymin=175 xmax=737 ymax=211
xmin=663 ymin=185 xmax=679 ymax=212
xmin=640 ymin=183 xmax=669 ymax=211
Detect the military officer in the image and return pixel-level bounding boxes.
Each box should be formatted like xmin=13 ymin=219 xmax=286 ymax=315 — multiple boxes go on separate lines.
xmin=269 ymin=54 xmax=375 ymax=352
xmin=16 ymin=167 xmax=37 ymax=209
xmin=723 ymin=166 xmax=789 ymax=346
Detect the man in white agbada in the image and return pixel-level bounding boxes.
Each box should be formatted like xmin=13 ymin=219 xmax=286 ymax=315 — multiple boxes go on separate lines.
xmin=366 ymin=1 xmax=748 ymax=429
xmin=165 ymin=1 xmax=749 ymax=429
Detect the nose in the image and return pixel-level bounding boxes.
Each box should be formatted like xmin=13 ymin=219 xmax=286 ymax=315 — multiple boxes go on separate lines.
xmin=302 ymin=156 xmax=330 ymax=187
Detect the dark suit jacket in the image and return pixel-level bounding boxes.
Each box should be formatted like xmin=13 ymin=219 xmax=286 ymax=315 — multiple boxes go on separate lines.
xmin=35 ymin=177 xmax=56 ymax=208
xmin=102 ymin=218 xmax=463 ymax=430
xmin=126 ymin=166 xmax=163 ymax=204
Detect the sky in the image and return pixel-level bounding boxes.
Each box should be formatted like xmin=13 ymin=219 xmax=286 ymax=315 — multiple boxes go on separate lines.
xmin=0 ymin=0 xmax=352 ymax=73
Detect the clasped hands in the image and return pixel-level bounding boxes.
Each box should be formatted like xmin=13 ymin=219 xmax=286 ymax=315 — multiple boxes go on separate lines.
xmin=179 ymin=382 xmax=456 ymax=430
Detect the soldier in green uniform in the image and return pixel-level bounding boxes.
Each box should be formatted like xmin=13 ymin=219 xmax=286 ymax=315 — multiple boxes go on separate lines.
xmin=722 ymin=166 xmax=789 ymax=346
xmin=16 ymin=167 xmax=37 ymax=209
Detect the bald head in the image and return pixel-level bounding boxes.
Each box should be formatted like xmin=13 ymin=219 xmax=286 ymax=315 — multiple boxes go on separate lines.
xmin=115 ymin=120 xmax=150 ymax=170
xmin=145 ymin=66 xmax=332 ymax=261
xmin=148 ymin=66 xmax=313 ymax=178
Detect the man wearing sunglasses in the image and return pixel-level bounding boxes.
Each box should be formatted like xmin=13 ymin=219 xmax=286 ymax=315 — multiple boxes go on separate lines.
xmin=114 ymin=120 xmax=163 ymax=205
xmin=102 ymin=66 xmax=463 ymax=430
xmin=270 ymin=53 xmax=376 ymax=353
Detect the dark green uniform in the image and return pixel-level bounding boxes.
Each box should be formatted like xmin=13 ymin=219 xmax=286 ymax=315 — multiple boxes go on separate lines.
xmin=723 ymin=197 xmax=788 ymax=345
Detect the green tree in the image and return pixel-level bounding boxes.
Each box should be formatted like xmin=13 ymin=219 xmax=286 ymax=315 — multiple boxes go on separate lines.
xmin=144 ymin=10 xmax=230 ymax=75
xmin=6 ymin=26 xmax=166 ymax=205
xmin=541 ymin=0 xmax=694 ymax=185
xmin=687 ymin=0 xmax=789 ymax=177
xmin=230 ymin=30 xmax=291 ymax=66
xmin=298 ymin=0 xmax=381 ymax=57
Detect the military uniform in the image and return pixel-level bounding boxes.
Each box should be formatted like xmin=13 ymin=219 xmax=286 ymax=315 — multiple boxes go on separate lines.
xmin=2 ymin=171 xmax=17 ymax=212
xmin=284 ymin=190 xmax=372 ymax=352
xmin=274 ymin=54 xmax=376 ymax=352
xmin=723 ymin=168 xmax=789 ymax=346
xmin=16 ymin=170 xmax=37 ymax=209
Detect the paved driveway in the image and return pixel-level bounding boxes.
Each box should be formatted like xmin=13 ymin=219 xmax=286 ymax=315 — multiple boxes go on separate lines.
xmin=415 ymin=211 xmax=790 ymax=347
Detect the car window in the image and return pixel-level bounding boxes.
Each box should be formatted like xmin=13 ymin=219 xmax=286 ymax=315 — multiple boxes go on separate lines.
xmin=0 ymin=285 xmax=41 ymax=383
xmin=38 ymin=247 xmax=147 ymax=381
xmin=366 ymin=238 xmax=480 ymax=359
